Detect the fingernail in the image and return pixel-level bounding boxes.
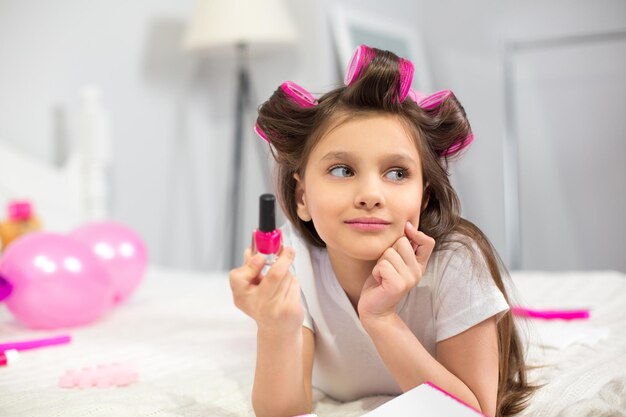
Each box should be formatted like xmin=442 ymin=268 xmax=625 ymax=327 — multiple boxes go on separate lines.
xmin=251 ymin=255 xmax=264 ymax=266
xmin=407 ymin=221 xmax=414 ymax=229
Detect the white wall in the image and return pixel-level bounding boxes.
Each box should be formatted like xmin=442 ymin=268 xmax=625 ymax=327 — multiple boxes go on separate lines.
xmin=412 ymin=0 xmax=626 ymax=271
xmin=1 ymin=0 xmax=624 ymax=271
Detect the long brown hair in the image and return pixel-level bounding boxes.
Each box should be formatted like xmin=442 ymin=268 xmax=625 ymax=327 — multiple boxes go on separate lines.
xmin=256 ymin=47 xmax=537 ymax=416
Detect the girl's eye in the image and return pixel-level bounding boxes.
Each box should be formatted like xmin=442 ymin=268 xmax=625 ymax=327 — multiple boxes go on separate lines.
xmin=385 ymin=168 xmax=408 ymax=181
xmin=329 ymin=166 xmax=354 ymax=178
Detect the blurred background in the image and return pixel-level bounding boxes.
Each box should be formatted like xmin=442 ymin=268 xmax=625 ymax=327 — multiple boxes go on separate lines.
xmin=0 ymin=0 xmax=624 ymax=273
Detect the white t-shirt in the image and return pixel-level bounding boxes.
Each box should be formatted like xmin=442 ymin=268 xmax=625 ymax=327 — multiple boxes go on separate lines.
xmin=282 ymin=223 xmax=510 ymax=402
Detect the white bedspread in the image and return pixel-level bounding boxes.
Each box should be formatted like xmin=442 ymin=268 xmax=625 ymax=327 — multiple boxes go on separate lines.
xmin=1 ymin=268 xmax=624 ymax=417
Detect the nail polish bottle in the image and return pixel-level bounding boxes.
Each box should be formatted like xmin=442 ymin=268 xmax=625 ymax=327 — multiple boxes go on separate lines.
xmin=0 ymin=200 xmax=42 ymax=252
xmin=251 ymin=194 xmax=282 ymax=271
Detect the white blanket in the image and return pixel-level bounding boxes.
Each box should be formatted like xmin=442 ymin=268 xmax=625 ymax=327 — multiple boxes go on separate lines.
xmin=0 ymin=268 xmax=624 ymax=417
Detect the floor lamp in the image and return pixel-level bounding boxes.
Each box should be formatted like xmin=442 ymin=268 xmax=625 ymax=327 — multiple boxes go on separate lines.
xmin=183 ymin=0 xmax=297 ymax=269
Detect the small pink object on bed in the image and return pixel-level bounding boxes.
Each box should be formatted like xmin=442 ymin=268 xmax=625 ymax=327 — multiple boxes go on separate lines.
xmin=58 ymin=362 xmax=138 ymax=389
xmin=511 ymin=307 xmax=590 ymax=320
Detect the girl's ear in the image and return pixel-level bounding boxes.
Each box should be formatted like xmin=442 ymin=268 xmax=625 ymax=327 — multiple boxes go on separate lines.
xmin=293 ymin=173 xmax=312 ymax=221
xmin=421 ymin=183 xmax=430 ymax=213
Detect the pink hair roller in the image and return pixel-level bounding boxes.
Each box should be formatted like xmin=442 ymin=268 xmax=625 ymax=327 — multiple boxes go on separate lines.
xmin=344 ymin=44 xmax=375 ymax=86
xmin=280 ymin=81 xmax=318 ymax=108
xmin=397 ymin=58 xmax=414 ymax=102
xmin=409 ymin=89 xmax=474 ymax=157
xmin=407 ymin=88 xmax=426 ymax=104
xmin=255 ymin=81 xmax=317 ymax=143
xmin=441 ymin=132 xmax=474 ymax=157
xmin=418 ymin=89 xmax=452 ymax=110
xmin=254 ymin=122 xmax=269 ymax=143
xmin=345 ymin=45 xmax=414 ymax=102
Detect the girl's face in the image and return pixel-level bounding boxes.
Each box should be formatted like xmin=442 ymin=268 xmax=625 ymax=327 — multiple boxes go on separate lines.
xmin=295 ymin=114 xmax=425 ymax=261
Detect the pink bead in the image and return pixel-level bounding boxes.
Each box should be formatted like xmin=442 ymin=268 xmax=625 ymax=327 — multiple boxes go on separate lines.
xmin=96 ymin=375 xmax=113 ymax=388
xmin=59 ymin=374 xmax=77 ymax=388
xmin=59 ymin=362 xmax=138 ymax=389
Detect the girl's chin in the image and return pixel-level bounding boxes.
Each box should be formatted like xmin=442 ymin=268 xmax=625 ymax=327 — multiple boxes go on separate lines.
xmin=322 ymin=233 xmax=401 ymax=261
xmin=340 ymin=244 xmax=392 ymax=262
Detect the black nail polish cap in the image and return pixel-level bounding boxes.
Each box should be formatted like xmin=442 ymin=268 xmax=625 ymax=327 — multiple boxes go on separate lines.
xmin=259 ymin=194 xmax=276 ymax=232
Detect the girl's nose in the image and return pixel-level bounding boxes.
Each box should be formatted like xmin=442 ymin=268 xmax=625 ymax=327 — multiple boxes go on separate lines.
xmin=354 ymin=178 xmax=385 ymax=209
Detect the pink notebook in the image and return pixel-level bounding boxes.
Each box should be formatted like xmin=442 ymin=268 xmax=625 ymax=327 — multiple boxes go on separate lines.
xmin=362 ymin=381 xmax=486 ymax=416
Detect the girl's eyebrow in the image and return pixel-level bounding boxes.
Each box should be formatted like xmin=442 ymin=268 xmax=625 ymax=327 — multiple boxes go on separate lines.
xmin=321 ymin=151 xmax=418 ymax=166
xmin=320 ymin=151 xmax=352 ymax=162
xmin=381 ymin=153 xmax=418 ymax=166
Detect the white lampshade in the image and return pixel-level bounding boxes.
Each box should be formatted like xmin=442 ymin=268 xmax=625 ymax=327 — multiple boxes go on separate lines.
xmin=183 ymin=0 xmax=297 ymax=54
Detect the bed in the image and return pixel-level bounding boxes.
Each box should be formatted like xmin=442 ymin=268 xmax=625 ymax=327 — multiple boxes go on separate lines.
xmin=1 ymin=142 xmax=625 ymax=416
xmin=1 ymin=266 xmax=625 ymax=417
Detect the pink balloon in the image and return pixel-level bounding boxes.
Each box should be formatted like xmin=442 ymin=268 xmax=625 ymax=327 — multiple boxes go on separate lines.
xmin=0 ymin=232 xmax=113 ymax=329
xmin=70 ymin=221 xmax=148 ymax=305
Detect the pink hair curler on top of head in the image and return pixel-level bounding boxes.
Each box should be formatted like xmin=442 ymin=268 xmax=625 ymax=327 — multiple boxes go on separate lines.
xmin=344 ymin=44 xmax=376 ymax=86
xmin=280 ymin=81 xmax=318 ymax=108
xmin=345 ymin=45 xmax=414 ymax=102
xmin=397 ymin=58 xmax=414 ymax=102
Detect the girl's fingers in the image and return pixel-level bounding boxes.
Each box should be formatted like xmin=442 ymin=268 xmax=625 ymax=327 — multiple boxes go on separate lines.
xmin=405 ymin=228 xmax=419 ymax=252
xmin=380 ymin=246 xmax=408 ymax=281
xmin=392 ymin=236 xmax=421 ymax=281
xmin=405 ymin=221 xmax=435 ymax=271
xmin=283 ymin=275 xmax=301 ymax=304
xmin=404 ymin=221 xmax=420 ymax=251
xmin=229 ymin=253 xmax=265 ymax=293
xmin=393 ymin=236 xmax=417 ymax=266
xmin=243 ymin=247 xmax=252 ymax=263
xmin=372 ymin=259 xmax=404 ymax=292
xmin=259 ymin=246 xmax=296 ymax=298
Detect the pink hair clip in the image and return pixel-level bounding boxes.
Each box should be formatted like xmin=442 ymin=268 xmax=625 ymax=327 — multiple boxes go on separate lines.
xmin=59 ymin=362 xmax=139 ymax=389
xmin=280 ymin=81 xmax=318 ymax=108
xmin=344 ymin=44 xmax=375 ymax=86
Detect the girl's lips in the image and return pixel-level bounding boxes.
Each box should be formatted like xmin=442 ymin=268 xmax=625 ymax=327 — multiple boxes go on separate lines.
xmin=344 ymin=218 xmax=391 ymax=232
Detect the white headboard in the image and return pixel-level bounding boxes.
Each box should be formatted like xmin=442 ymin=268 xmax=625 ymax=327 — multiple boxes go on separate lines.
xmin=0 ymin=143 xmax=106 ymax=233
xmin=0 ymin=86 xmax=111 ymax=233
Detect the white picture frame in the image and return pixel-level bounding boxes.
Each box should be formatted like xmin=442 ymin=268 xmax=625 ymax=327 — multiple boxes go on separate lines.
xmin=330 ymin=6 xmax=433 ymax=93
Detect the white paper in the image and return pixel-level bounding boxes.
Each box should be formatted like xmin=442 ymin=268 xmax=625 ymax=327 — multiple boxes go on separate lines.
xmin=361 ymin=383 xmax=483 ymax=417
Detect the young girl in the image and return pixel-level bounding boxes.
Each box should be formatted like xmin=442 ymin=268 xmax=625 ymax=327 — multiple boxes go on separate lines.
xmin=229 ymin=45 xmax=535 ymax=417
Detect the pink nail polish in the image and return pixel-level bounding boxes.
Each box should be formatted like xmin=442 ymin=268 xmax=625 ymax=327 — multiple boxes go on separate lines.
xmin=251 ymin=194 xmax=282 ymax=273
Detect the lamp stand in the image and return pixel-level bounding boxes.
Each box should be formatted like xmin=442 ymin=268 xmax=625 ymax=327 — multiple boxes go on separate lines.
xmin=227 ymin=43 xmax=250 ymax=269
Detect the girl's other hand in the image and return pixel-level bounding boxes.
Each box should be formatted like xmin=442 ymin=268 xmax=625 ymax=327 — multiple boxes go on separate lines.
xmin=358 ymin=221 xmax=435 ymax=323
xmin=229 ymin=246 xmax=304 ymax=334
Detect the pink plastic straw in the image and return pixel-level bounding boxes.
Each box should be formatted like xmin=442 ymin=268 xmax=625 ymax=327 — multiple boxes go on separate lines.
xmin=511 ymin=307 xmax=590 ymax=320
xmin=0 ymin=334 xmax=71 ymax=352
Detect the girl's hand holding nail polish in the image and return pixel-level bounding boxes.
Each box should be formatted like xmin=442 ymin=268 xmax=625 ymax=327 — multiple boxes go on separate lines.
xmin=229 ymin=246 xmax=304 ymax=334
